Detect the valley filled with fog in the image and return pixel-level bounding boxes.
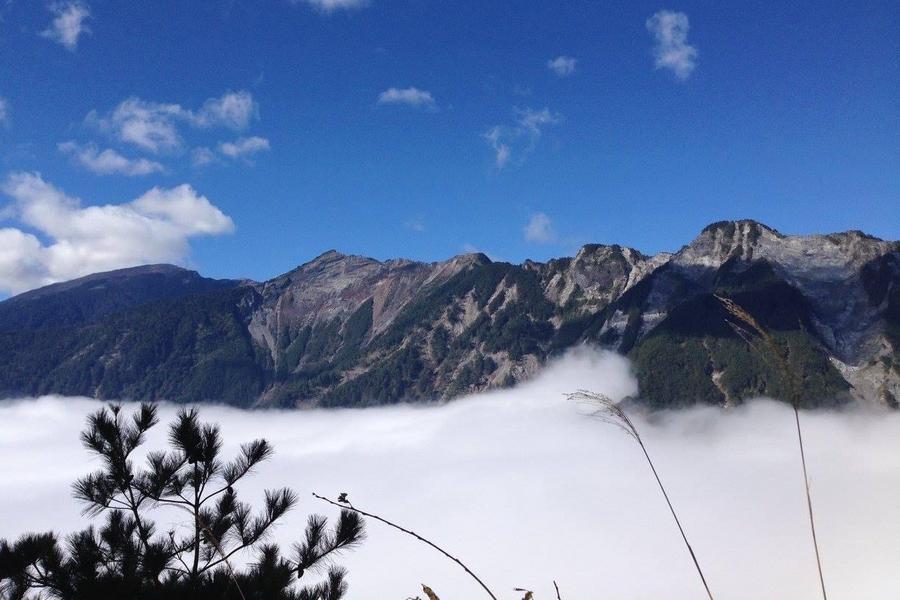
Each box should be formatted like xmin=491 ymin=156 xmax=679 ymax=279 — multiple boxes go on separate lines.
xmin=2 ymin=348 xmax=899 ymax=599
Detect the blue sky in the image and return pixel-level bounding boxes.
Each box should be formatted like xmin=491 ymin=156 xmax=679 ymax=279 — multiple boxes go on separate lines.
xmin=0 ymin=1 xmax=897 ymax=293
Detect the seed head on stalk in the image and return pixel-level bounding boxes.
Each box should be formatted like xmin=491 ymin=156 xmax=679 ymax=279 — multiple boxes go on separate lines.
xmin=715 ymin=293 xmax=828 ymax=599
xmin=567 ymin=390 xmax=715 ymax=600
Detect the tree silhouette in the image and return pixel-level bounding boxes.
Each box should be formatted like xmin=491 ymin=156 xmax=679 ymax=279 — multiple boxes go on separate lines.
xmin=0 ymin=404 xmax=364 ymax=600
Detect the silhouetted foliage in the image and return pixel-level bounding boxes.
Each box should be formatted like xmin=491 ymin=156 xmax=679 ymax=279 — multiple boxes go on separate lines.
xmin=0 ymin=404 xmax=364 ymax=600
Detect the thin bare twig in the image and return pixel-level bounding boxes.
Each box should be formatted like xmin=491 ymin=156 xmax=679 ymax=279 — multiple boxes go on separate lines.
xmin=312 ymin=493 xmax=497 ymax=600
xmin=716 ymin=294 xmax=827 ymax=600
xmin=568 ymin=390 xmax=715 ymax=600
xmin=553 ymin=580 xmax=561 ymax=600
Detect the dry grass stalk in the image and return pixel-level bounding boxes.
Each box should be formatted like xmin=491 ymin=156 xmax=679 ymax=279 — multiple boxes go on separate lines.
xmin=313 ymin=493 xmax=498 ymax=600
xmin=715 ymin=294 xmax=828 ymax=600
xmin=567 ymin=390 xmax=715 ymax=600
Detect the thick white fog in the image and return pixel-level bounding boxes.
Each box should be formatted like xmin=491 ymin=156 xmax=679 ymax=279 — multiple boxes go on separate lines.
xmin=2 ymin=348 xmax=900 ymax=599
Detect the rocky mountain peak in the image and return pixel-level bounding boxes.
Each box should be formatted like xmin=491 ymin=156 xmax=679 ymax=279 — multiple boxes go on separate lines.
xmin=676 ymin=220 xmax=782 ymax=269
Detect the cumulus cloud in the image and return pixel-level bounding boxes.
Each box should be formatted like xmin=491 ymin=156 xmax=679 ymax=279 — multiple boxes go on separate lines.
xmin=218 ymin=136 xmax=270 ymax=159
xmin=58 ymin=141 xmax=165 ymax=176
xmin=0 ymin=172 xmax=234 ymax=294
xmin=88 ymin=91 xmax=258 ymax=153
xmin=40 ymin=1 xmax=90 ymax=51
xmin=646 ymin=10 xmax=698 ymax=80
xmin=483 ymin=107 xmax=561 ymax=169
xmin=377 ymin=87 xmax=437 ymax=110
xmin=292 ymin=0 xmax=369 ymax=12
xmin=2 ymin=348 xmax=899 ymax=598
xmin=524 ymin=211 xmax=557 ymax=244
xmin=547 ymin=55 xmax=577 ymax=77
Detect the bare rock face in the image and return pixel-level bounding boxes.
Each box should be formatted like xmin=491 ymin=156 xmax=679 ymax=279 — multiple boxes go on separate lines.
xmin=626 ymin=221 xmax=900 ymax=406
xmin=249 ymin=251 xmax=437 ymax=358
xmin=0 ymin=221 xmax=897 ymax=409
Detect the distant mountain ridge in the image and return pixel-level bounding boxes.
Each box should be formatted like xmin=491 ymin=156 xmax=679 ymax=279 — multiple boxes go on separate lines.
xmin=1 ymin=220 xmax=897 ymax=409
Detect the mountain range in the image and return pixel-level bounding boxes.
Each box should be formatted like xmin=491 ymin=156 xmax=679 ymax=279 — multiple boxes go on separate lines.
xmin=1 ymin=220 xmax=897 ymax=409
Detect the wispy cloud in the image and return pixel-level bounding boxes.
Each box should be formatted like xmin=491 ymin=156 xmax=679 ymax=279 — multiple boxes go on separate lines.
xmin=87 ymin=91 xmax=258 ymax=154
xmin=218 ymin=136 xmax=270 ymax=160
xmin=40 ymin=1 xmax=90 ymax=51
xmin=377 ymin=87 xmax=437 ymax=111
xmin=194 ymin=92 xmax=258 ymax=130
xmin=58 ymin=141 xmax=165 ymax=176
xmin=404 ymin=216 xmax=425 ymax=233
xmin=0 ymin=97 xmax=8 ymax=126
xmin=483 ymin=107 xmax=562 ymax=169
xmin=191 ymin=147 xmax=217 ymax=167
xmin=646 ymin=10 xmax=697 ymax=80
xmin=292 ymin=0 xmax=369 ymax=13
xmin=0 ymin=172 xmax=234 ymax=294
xmin=523 ymin=212 xmax=557 ymax=244
xmin=547 ymin=56 xmax=577 ymax=77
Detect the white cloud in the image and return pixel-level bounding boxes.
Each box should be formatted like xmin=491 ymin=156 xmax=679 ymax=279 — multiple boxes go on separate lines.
xmin=482 ymin=126 xmax=512 ymax=169
xmin=292 ymin=0 xmax=368 ymax=13
xmin=0 ymin=172 xmax=234 ymax=294
xmin=646 ymin=10 xmax=698 ymax=80
xmin=194 ymin=91 xmax=257 ymax=130
xmin=547 ymin=55 xmax=577 ymax=77
xmin=218 ymin=136 xmax=270 ymax=159
xmin=40 ymin=1 xmax=90 ymax=51
xmin=88 ymin=91 xmax=258 ymax=153
xmin=404 ymin=216 xmax=425 ymax=233
xmin=3 ymin=349 xmax=900 ymax=598
xmin=523 ymin=211 xmax=557 ymax=244
xmin=58 ymin=141 xmax=165 ymax=176
xmin=483 ymin=107 xmax=561 ymax=169
xmin=377 ymin=87 xmax=437 ymax=110
xmin=0 ymin=97 xmax=8 ymax=126
xmin=88 ymin=98 xmax=185 ymax=153
xmin=191 ymin=147 xmax=217 ymax=167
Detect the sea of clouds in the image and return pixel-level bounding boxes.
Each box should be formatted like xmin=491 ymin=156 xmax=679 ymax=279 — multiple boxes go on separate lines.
xmin=2 ymin=347 xmax=900 ymax=599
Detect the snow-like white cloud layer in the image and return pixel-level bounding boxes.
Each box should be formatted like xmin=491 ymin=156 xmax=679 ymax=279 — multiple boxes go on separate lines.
xmin=1 ymin=348 xmax=898 ymax=599
xmin=0 ymin=172 xmax=234 ymax=294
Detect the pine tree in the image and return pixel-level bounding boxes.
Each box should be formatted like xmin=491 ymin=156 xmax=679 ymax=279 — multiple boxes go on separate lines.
xmin=0 ymin=404 xmax=364 ymax=600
